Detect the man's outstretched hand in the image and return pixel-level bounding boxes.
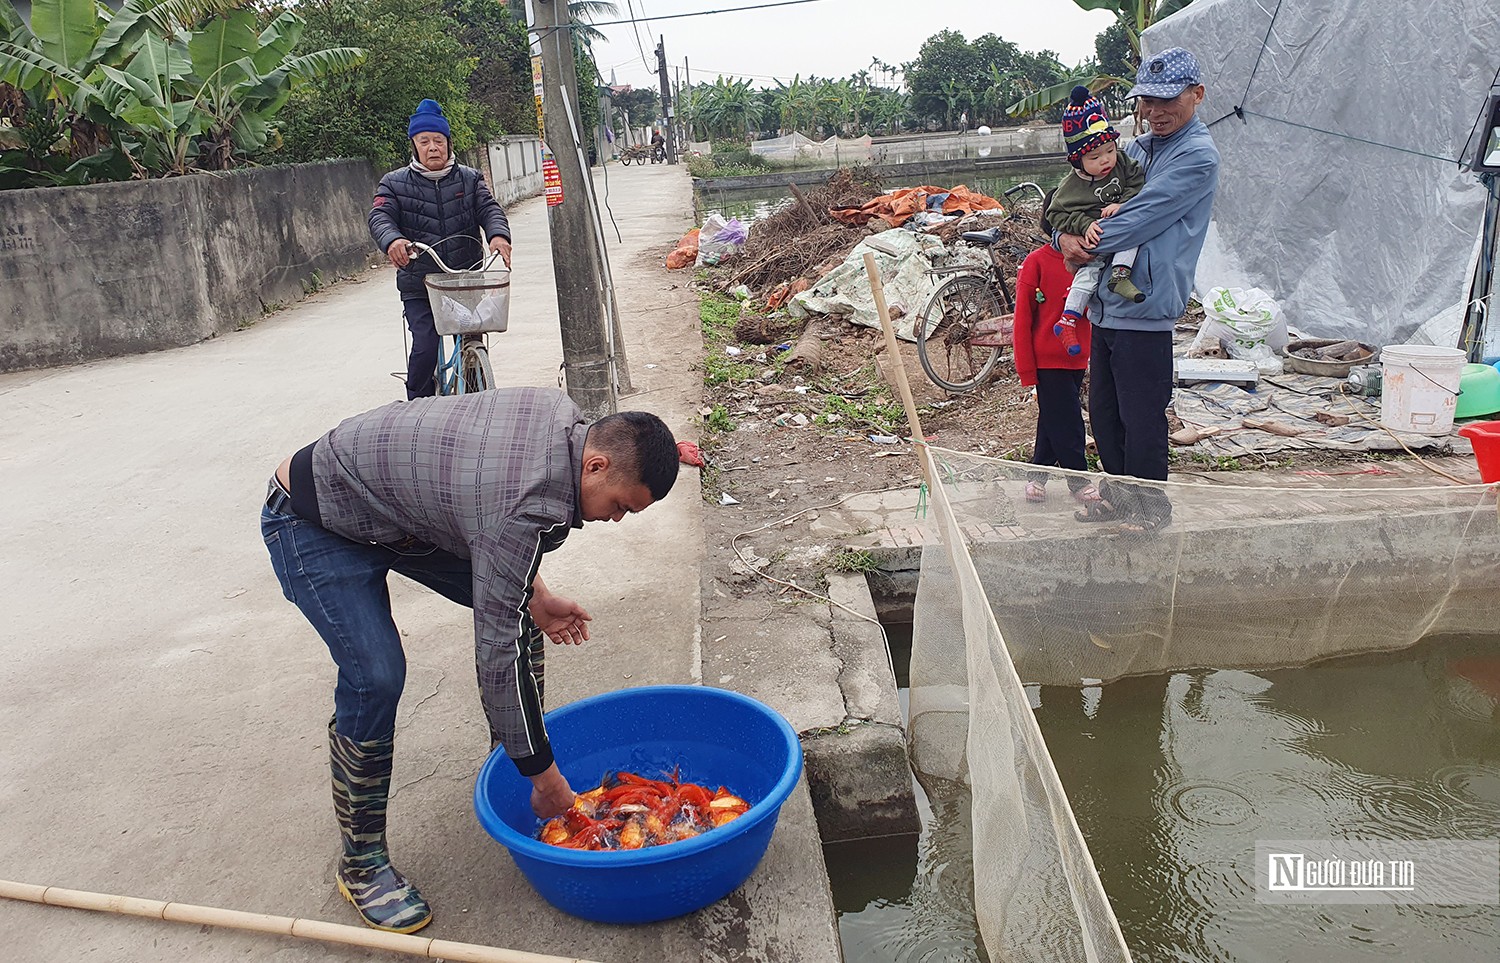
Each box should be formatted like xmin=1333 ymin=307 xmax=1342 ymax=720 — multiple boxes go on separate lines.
xmin=529 ymin=589 xmax=592 ymax=645
xmin=530 ymin=763 xmax=576 ymax=819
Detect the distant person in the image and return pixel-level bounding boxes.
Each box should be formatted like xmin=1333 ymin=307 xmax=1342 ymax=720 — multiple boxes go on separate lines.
xmin=1048 ymin=86 xmax=1146 ymax=358
xmin=1059 ymin=48 xmax=1220 ymax=533
xmin=650 ymin=128 xmax=666 ymax=161
xmin=368 ymin=99 xmax=512 ymax=399
xmin=260 ymin=388 xmax=679 ymax=932
xmin=1013 ymin=192 xmax=1100 ymax=506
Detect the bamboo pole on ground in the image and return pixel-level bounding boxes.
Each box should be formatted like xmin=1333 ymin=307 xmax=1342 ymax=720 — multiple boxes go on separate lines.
xmin=863 ymin=251 xmax=931 ymax=487
xmin=0 ymin=879 xmax=601 ymax=963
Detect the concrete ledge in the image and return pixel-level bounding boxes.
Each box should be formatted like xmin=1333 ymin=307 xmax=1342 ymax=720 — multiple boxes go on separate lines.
xmin=702 ymin=572 xmax=919 ymax=844
xmin=803 ymin=721 xmax=919 ymax=843
xmin=692 ymin=153 xmax=1059 ymax=192
xmin=0 ymin=160 xmax=378 ymax=372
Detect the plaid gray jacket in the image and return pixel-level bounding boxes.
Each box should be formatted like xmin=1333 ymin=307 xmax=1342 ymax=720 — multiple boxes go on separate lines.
xmin=310 ymin=388 xmax=586 ymax=775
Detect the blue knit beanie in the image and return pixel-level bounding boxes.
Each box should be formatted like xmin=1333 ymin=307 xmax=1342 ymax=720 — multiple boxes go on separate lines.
xmin=408 ymin=99 xmax=451 ymax=141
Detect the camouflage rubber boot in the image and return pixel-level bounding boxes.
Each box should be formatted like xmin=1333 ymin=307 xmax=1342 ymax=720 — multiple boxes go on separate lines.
xmin=328 ymin=720 xmax=432 ymax=934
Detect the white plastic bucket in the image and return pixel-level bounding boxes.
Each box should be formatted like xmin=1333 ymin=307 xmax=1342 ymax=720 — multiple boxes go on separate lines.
xmin=1380 ymin=344 xmax=1465 ymax=435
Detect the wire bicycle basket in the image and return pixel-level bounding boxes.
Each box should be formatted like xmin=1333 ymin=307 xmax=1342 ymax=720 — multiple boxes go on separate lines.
xmin=413 ymin=241 xmax=511 ymax=336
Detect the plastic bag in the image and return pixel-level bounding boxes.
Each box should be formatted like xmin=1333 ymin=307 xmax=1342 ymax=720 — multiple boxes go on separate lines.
xmin=475 ymin=290 xmax=508 ymax=332
xmin=1194 ymin=286 xmax=1288 ymax=375
xmin=696 ymin=214 xmax=747 ymax=267
xmin=440 ymin=295 xmax=479 ymax=332
xmin=665 ymin=228 xmax=700 ymax=269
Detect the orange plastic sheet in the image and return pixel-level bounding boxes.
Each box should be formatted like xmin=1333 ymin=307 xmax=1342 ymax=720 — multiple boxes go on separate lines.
xmin=829 ymin=184 xmax=1003 ymax=228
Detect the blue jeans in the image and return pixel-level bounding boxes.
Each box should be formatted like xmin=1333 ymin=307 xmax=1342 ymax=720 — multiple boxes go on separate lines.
xmin=261 ymin=503 xmax=545 ymax=742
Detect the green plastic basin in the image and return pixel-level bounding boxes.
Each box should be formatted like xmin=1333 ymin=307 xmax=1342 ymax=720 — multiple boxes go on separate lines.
xmin=1456 ymin=363 xmax=1500 ymax=419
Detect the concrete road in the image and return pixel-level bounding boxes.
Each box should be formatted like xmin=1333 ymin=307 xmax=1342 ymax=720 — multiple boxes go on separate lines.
xmin=0 ymin=161 xmax=839 ymax=962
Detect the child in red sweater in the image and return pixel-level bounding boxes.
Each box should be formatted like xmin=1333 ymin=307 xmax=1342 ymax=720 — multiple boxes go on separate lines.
xmin=1013 ymin=201 xmax=1099 ymax=504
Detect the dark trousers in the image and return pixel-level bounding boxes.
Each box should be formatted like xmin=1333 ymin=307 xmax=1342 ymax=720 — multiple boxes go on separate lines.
xmin=1088 ymin=326 xmax=1174 ymax=522
xmin=1088 ymin=327 xmax=1173 ymax=480
xmin=1028 ymin=368 xmax=1090 ymax=491
xmin=403 ymin=294 xmax=439 ymax=400
xmin=261 ymin=503 xmax=546 ymax=742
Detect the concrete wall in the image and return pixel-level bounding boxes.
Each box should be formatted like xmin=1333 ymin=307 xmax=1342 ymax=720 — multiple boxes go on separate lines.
xmin=486 ymin=136 xmax=545 ymax=207
xmin=0 ymin=160 xmax=377 ymax=373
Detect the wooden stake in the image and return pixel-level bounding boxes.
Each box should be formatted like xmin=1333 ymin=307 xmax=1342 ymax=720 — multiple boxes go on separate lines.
xmin=863 ymin=251 xmax=930 ymax=486
xmin=0 ymin=879 xmax=600 ymax=963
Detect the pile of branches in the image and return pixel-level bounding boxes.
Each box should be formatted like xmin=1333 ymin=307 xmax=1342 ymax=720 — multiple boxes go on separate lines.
xmin=727 ymin=166 xmax=885 ymax=293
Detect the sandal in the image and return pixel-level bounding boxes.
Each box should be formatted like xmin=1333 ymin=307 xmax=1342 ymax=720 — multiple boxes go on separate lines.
xmin=1071 ymin=484 xmax=1101 ymax=504
xmin=1119 ymin=506 xmax=1172 ymax=535
xmin=1074 ymin=499 xmax=1123 ymax=523
xmin=1024 ymin=480 xmax=1047 ymax=503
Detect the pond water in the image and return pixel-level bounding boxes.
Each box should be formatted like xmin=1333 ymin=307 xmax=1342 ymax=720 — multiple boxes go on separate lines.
xmin=694 ymin=164 xmax=1070 ymax=226
xmin=826 ymin=630 xmax=1500 ymax=962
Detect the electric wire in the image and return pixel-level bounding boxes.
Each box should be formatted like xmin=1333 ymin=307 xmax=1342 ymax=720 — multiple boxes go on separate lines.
xmin=529 ymin=0 xmax=833 ymax=36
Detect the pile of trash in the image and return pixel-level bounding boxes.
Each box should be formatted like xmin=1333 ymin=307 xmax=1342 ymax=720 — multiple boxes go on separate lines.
xmin=685 ymin=168 xmax=1046 ymax=343
xmin=666 ymin=213 xmax=749 ymax=270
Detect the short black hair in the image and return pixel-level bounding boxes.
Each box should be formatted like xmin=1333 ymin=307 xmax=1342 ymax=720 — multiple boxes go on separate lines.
xmin=588 ymin=411 xmax=678 ymax=501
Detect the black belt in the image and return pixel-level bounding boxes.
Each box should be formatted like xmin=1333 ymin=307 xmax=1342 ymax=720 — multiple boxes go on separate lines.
xmin=265 ymin=476 xmax=294 ymax=516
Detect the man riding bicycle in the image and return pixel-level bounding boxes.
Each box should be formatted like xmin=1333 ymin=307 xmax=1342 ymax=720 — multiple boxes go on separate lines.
xmin=369 ymin=99 xmax=513 ymax=399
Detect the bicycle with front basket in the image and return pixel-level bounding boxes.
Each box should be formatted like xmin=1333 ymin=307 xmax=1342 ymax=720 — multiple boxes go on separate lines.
xmin=406 ymin=239 xmax=510 ymax=395
xmin=913 ymin=182 xmax=1047 ymax=393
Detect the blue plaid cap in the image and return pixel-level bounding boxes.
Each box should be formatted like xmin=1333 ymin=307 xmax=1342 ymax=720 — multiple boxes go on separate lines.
xmin=1126 ymin=47 xmax=1203 ymax=99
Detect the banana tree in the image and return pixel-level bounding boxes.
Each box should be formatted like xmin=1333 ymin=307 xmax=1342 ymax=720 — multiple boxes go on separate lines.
xmin=1007 ymin=0 xmax=1193 ymax=118
xmin=0 ymin=0 xmax=364 ymax=184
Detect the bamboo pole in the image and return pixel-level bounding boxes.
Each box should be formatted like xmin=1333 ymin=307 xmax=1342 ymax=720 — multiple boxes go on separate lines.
xmin=0 ymin=879 xmax=601 ymax=963
xmin=863 ymin=251 xmax=931 ymax=487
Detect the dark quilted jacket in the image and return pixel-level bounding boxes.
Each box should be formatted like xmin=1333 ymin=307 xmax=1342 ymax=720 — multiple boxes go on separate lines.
xmin=368 ymin=164 xmax=511 ymax=297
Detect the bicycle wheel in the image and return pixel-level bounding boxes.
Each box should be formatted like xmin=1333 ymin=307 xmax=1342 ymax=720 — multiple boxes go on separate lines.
xmin=916 ymin=273 xmax=1007 ymax=393
xmin=460 ymin=338 xmax=494 ymax=393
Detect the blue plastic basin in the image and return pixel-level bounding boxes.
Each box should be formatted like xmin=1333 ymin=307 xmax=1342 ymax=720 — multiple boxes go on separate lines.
xmin=473 ymin=685 xmax=803 ymax=923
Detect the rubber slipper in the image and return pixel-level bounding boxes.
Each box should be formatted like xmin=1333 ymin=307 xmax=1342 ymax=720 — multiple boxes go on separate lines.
xmin=1074 ymin=500 xmax=1122 ymax=523
xmin=1024 ymin=481 xmax=1047 ymax=503
xmin=1072 ymin=484 xmax=1101 ymax=504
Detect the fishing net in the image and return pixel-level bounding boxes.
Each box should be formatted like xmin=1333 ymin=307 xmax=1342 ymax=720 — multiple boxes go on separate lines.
xmin=906 ymin=444 xmax=1500 ymax=961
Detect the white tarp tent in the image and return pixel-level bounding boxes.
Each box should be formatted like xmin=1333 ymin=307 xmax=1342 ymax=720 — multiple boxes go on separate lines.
xmin=1145 ymin=0 xmax=1500 ymax=347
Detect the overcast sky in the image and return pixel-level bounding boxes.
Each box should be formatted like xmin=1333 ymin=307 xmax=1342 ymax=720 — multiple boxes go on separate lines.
xmin=585 ymin=0 xmax=1117 ymax=92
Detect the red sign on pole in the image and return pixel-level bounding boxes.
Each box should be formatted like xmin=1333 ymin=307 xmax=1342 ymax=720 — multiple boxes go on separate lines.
xmin=542 ymin=143 xmax=563 ymax=207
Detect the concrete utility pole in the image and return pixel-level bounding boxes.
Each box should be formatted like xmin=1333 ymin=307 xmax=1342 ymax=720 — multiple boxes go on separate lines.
xmin=531 ymin=0 xmax=623 ymax=415
xmin=654 ymin=37 xmax=678 ymax=164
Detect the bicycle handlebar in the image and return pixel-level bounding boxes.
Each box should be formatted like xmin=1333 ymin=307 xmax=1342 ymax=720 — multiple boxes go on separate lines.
xmin=406 ymin=240 xmax=507 ymax=275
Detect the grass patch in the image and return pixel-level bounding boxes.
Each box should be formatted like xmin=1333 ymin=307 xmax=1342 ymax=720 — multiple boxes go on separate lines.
xmin=829 ymin=548 xmax=880 ymax=575
xmin=816 ymin=392 xmax=904 ymax=435
xmin=704 ymin=404 xmax=736 ymax=434
xmin=700 ymin=290 xmax=741 ymax=345
xmin=704 ymin=353 xmax=753 ymax=387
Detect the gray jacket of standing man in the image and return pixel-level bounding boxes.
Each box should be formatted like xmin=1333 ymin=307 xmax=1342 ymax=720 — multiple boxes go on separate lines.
xmin=1082 ymin=50 xmax=1220 ymax=331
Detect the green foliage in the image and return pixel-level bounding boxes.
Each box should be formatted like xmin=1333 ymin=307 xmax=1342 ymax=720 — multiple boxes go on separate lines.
xmin=611 ymin=86 xmax=656 ymax=128
xmin=817 ymin=392 xmax=904 ymax=435
xmin=275 ymin=0 xmax=475 ymax=170
xmin=829 ymin=548 xmax=880 ymax=575
xmin=703 ymin=404 xmax=736 ymax=434
xmin=1008 ymin=0 xmax=1196 ymax=118
xmin=703 ymin=351 xmax=752 ymax=386
xmin=686 ymin=155 xmax=770 ymax=178
xmin=699 ymin=290 xmax=740 ymax=343
xmin=446 ymin=0 xmax=533 ymax=139
xmin=0 ymin=0 xmax=365 ymax=187
xmin=903 ymin=29 xmax=1066 ymax=129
